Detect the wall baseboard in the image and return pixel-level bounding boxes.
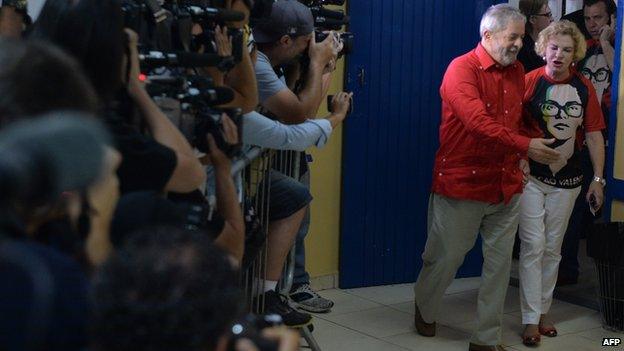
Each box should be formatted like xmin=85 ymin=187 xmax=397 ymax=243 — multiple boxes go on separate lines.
xmin=310 ymin=273 xmax=339 ymax=291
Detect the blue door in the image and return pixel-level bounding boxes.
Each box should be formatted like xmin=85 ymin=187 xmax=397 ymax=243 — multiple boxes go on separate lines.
xmin=340 ymin=0 xmax=505 ymax=288
xmin=605 ymin=2 xmax=624 ymax=218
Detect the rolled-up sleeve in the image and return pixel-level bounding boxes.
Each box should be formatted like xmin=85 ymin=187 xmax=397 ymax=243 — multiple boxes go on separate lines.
xmin=242 ymin=111 xmax=332 ymax=151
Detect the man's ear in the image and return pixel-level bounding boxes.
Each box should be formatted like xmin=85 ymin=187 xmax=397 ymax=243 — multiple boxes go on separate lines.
xmin=279 ymin=34 xmax=292 ymax=47
xmin=483 ymin=30 xmax=492 ymax=40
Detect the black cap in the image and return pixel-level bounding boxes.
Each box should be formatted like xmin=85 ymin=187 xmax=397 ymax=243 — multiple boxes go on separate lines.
xmin=252 ymin=0 xmax=314 ymax=43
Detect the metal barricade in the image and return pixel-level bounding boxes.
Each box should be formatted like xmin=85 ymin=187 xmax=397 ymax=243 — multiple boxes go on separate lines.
xmin=272 ymin=150 xmax=322 ymax=351
xmin=232 ymin=147 xmax=273 ymax=314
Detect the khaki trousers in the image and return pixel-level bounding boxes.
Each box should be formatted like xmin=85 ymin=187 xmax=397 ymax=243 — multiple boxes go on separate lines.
xmin=414 ymin=193 xmax=520 ymax=345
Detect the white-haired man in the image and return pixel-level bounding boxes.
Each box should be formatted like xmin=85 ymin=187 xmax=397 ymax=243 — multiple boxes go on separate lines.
xmin=412 ymin=4 xmax=560 ymax=351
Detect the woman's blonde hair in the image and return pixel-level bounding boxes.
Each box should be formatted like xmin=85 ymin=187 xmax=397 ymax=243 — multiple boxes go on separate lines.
xmin=535 ymin=20 xmax=587 ymax=62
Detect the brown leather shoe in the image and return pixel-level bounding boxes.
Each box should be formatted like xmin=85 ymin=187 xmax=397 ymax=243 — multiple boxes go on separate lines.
xmin=468 ymin=343 xmax=507 ymax=351
xmin=414 ymin=302 xmax=435 ymax=337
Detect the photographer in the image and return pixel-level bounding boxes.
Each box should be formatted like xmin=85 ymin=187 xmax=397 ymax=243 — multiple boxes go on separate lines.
xmin=30 ymin=0 xmax=206 ymax=195
xmin=253 ymin=0 xmax=340 ymax=123
xmin=204 ymin=0 xmax=259 ymax=114
xmin=0 ymin=39 xmax=98 ymax=125
xmin=252 ymin=0 xmax=344 ymax=314
xmin=0 ymin=40 xmax=123 ymax=269
xmin=92 ymin=226 xmax=299 ymax=351
xmin=0 ymin=114 xmax=114 ymax=351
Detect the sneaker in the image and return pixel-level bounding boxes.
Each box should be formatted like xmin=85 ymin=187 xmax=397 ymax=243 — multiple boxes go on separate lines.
xmin=289 ymin=283 xmax=334 ymax=313
xmin=261 ymin=290 xmax=312 ymax=327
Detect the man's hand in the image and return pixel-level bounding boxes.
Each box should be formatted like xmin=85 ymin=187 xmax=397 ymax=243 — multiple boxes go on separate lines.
xmin=326 ymin=92 xmax=353 ymax=128
xmin=519 ymin=158 xmax=530 ymax=186
xmin=599 ymin=16 xmax=616 ymax=44
xmin=527 ymin=138 xmax=560 ymax=164
xmin=586 ymin=180 xmax=604 ymax=212
xmin=204 ymin=113 xmax=238 ymax=170
xmin=215 ymin=25 xmax=233 ymax=57
xmin=308 ymin=31 xmax=340 ymax=67
xmin=331 ymin=91 xmax=353 ymax=117
xmin=124 ymin=28 xmax=143 ymax=96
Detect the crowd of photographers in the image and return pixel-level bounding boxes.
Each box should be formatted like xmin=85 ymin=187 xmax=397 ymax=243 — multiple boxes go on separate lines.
xmin=0 ymin=0 xmax=353 ymax=350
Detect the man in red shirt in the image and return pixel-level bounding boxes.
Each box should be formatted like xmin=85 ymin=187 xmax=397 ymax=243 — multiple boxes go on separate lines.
xmin=412 ymin=4 xmax=560 ymax=351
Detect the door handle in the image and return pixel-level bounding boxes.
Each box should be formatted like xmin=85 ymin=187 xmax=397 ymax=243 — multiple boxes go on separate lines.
xmin=357 ymin=67 xmax=365 ymax=87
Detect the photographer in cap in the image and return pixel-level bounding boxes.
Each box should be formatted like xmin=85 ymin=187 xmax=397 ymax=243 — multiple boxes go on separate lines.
xmin=252 ymin=0 xmax=343 ymax=315
xmin=253 ymin=0 xmax=340 ymax=123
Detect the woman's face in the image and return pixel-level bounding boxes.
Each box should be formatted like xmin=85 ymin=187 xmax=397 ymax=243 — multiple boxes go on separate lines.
xmin=545 ymin=33 xmax=575 ymax=79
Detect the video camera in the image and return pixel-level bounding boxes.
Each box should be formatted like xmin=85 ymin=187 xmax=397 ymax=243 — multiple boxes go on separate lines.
xmin=121 ymin=0 xmax=245 ymax=67
xmin=120 ymin=0 xmax=246 ymax=157
xmin=302 ymin=0 xmax=353 ymax=56
xmin=145 ymin=74 xmax=242 ymax=156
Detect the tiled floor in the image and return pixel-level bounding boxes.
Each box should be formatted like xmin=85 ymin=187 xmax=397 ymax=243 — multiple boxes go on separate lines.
xmin=306 ymin=278 xmax=624 ymax=351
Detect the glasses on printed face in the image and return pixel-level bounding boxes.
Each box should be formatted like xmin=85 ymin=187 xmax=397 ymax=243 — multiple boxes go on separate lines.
xmin=533 ymin=12 xmax=553 ymax=18
xmin=540 ymin=100 xmax=584 ymax=118
xmin=581 ymin=67 xmax=611 ymax=83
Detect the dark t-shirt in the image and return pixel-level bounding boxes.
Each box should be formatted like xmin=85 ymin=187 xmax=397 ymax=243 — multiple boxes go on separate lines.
xmin=561 ymin=9 xmax=591 ymax=40
xmin=523 ymin=67 xmax=605 ymax=188
xmin=0 ymin=239 xmax=90 ymax=351
xmin=106 ymin=116 xmax=177 ymax=194
xmin=517 ymin=35 xmax=544 ymax=73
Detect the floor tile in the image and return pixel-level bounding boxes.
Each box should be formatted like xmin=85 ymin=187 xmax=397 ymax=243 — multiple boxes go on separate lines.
xmin=321 ymin=306 xmax=414 ymax=338
xmin=315 ymin=289 xmax=383 ymax=316
xmin=311 ymin=279 xmax=610 ymax=351
xmin=454 ymin=313 xmax=524 ymax=346
xmin=509 ymin=333 xmax=616 ymax=351
xmin=343 ymin=283 xmax=414 ymax=305
xmin=578 ymin=326 xmax=624 ymax=349
xmin=510 ymin=300 xmax=602 ymax=335
xmin=390 ymin=293 xmax=478 ymax=326
xmin=381 ymin=325 xmax=471 ymax=351
xmin=309 ymin=317 xmax=411 ymax=351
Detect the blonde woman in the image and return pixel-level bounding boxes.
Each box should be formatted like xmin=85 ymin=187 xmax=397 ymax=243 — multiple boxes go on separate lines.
xmin=519 ymin=20 xmax=605 ymax=346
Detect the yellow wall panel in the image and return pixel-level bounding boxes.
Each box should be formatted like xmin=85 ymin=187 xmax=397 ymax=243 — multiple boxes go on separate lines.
xmin=611 ymin=201 xmax=624 ymax=221
xmin=306 ymin=57 xmax=344 ymax=278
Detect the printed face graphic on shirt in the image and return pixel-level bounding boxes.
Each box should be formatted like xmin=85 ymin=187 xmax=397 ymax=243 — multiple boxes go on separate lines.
xmin=581 ymin=53 xmax=610 ymax=104
xmin=540 ymin=84 xmax=584 ymax=175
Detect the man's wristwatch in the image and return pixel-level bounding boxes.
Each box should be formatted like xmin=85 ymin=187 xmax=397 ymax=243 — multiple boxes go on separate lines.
xmin=593 ymin=175 xmax=606 ymax=187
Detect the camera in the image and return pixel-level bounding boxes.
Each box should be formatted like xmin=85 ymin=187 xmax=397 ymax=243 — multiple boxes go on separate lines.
xmin=145 ymin=74 xmax=242 ymax=156
xmin=227 ymin=314 xmax=283 ymax=351
xmin=315 ymin=30 xmax=353 ymax=56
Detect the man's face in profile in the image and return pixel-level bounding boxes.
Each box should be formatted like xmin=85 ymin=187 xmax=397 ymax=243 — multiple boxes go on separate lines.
xmin=487 ymin=19 xmax=525 ymax=66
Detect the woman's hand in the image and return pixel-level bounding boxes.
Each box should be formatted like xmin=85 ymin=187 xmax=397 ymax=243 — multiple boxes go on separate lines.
xmin=586 ymin=181 xmax=604 ymax=212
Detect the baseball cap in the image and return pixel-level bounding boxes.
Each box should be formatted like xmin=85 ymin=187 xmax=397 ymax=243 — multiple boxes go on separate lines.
xmin=252 ymin=0 xmax=314 ymax=44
